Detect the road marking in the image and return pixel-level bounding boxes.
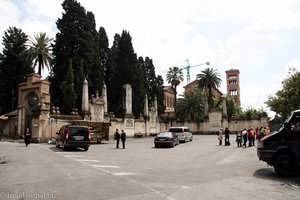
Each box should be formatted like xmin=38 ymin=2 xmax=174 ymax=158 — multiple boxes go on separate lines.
xmin=50 ymin=150 xmax=173 ymax=199
xmin=76 ymin=159 xmax=101 ymax=162
xmin=91 ymin=165 xmax=121 ymax=168
xmin=112 ymin=172 xmax=137 ymax=176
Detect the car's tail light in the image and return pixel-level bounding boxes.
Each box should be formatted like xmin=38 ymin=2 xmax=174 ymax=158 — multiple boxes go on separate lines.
xmin=88 ymin=127 xmax=91 ymax=140
xmin=65 ymin=127 xmax=69 ymax=144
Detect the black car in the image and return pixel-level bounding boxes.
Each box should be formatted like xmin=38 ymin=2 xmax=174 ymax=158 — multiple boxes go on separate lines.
xmin=154 ymin=131 xmax=179 ymax=148
xmin=257 ymin=109 xmax=300 ymax=176
xmin=56 ymin=125 xmax=90 ymax=151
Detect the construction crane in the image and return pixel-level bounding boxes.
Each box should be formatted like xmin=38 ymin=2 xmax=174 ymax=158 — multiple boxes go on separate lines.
xmin=182 ymin=59 xmax=210 ymax=83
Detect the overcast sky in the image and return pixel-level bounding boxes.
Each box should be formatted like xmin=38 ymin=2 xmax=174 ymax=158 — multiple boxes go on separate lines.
xmin=2 ymin=0 xmax=300 ymax=117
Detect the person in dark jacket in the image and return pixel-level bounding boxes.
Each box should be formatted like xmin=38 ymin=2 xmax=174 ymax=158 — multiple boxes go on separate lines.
xmin=24 ymin=127 xmax=31 ymax=147
xmin=121 ymin=130 xmax=126 ymax=149
xmin=224 ymin=127 xmax=230 ymax=146
xmin=114 ymin=129 xmax=120 ymax=148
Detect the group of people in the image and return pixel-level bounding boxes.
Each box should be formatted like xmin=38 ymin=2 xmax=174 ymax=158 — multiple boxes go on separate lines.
xmin=218 ymin=127 xmax=270 ymax=148
xmin=114 ymin=129 xmax=127 ymax=149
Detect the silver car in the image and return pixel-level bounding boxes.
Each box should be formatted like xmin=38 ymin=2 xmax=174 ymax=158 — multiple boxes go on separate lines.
xmin=168 ymin=127 xmax=193 ymax=143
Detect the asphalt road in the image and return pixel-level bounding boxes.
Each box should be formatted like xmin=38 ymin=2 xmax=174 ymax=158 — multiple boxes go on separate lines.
xmin=0 ymin=135 xmax=300 ymax=200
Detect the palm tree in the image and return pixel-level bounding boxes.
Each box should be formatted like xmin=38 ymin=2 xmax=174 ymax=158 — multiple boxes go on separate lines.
xmin=166 ymin=66 xmax=184 ymax=114
xmin=196 ymin=68 xmax=222 ymax=108
xmin=27 ymin=32 xmax=53 ymax=76
xmin=176 ymin=88 xmax=205 ymax=122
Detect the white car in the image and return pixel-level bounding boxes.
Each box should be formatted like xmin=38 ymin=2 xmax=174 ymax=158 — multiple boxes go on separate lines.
xmin=168 ymin=127 xmax=193 ymax=143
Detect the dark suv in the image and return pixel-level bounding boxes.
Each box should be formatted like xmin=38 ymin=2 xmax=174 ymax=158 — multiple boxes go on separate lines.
xmin=56 ymin=125 xmax=90 ymax=151
xmin=257 ymin=109 xmax=300 ymax=176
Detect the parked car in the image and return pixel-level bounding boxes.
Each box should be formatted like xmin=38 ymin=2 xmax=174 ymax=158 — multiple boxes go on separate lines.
xmin=154 ymin=131 xmax=179 ymax=148
xmin=56 ymin=125 xmax=90 ymax=151
xmin=168 ymin=127 xmax=193 ymax=143
xmin=257 ymin=109 xmax=300 ymax=176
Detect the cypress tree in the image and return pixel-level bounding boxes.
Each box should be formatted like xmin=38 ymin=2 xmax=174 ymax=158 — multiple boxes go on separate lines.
xmin=61 ymin=59 xmax=76 ymax=114
xmin=50 ymin=0 xmax=101 ymax=111
xmin=0 ymin=26 xmax=33 ymax=114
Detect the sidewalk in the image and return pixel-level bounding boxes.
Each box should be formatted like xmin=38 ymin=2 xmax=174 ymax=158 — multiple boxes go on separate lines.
xmin=0 ymin=136 xmax=24 ymax=143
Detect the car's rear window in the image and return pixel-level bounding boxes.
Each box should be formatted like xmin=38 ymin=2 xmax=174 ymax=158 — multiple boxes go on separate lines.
xmin=68 ymin=127 xmax=88 ymax=136
xmin=169 ymin=128 xmax=182 ymax=133
xmin=158 ymin=132 xmax=172 ymax=137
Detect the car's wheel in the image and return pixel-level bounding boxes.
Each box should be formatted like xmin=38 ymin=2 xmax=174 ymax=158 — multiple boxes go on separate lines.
xmin=171 ymin=142 xmax=175 ymax=148
xmin=97 ymin=138 xmax=102 ymax=144
xmin=190 ymin=136 xmax=193 ymax=141
xmin=62 ymin=142 xmax=67 ymax=151
xmin=155 ymin=144 xmax=159 ymax=148
xmin=274 ymin=154 xmax=299 ymax=177
xmin=83 ymin=147 xmax=89 ymax=151
xmin=55 ymin=141 xmax=60 ymax=148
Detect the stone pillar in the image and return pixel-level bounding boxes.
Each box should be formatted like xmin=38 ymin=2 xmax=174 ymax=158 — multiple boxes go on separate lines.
xmin=81 ymin=78 xmax=89 ymax=117
xmin=123 ymin=84 xmax=133 ymax=116
xmin=154 ymin=96 xmax=158 ymax=118
xmin=222 ymin=96 xmax=228 ymax=118
xmin=144 ymin=94 xmax=149 ymax=117
xmin=102 ymin=82 xmax=108 ymax=113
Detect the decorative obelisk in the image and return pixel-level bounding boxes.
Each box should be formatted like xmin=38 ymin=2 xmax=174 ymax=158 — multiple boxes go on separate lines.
xmin=81 ymin=78 xmax=90 ymax=119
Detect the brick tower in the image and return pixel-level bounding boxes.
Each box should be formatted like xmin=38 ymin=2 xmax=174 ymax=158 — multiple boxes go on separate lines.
xmin=225 ymin=69 xmax=241 ymax=107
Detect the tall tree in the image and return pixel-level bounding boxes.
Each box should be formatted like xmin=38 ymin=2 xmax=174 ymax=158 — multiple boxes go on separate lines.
xmin=196 ymin=68 xmax=221 ymax=108
xmin=176 ymin=88 xmax=205 ymax=122
xmin=109 ymin=31 xmax=137 ymax=117
xmin=266 ymin=69 xmax=300 ymax=119
xmin=27 ymin=32 xmax=53 ymax=75
xmin=144 ymin=57 xmax=164 ymax=115
xmin=61 ymin=59 xmax=76 ymax=114
xmin=50 ymin=0 xmax=101 ymax=112
xmin=166 ymin=66 xmax=184 ymax=114
xmin=0 ymin=26 xmax=33 ymax=114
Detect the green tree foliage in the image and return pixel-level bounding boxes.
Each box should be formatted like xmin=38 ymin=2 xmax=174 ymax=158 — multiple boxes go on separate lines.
xmin=109 ymin=31 xmax=138 ymax=117
xmin=196 ymin=68 xmax=221 ymax=108
xmin=61 ymin=59 xmax=76 ymax=114
xmin=237 ymin=107 xmax=268 ymax=119
xmin=50 ymin=0 xmax=102 ymax=113
xmin=26 ymin=32 xmax=53 ymax=75
xmin=144 ymin=57 xmax=164 ymax=115
xmin=166 ymin=66 xmax=184 ymax=113
xmin=0 ymin=26 xmax=33 ymax=114
xmin=176 ymin=87 xmax=205 ymax=122
xmin=266 ymin=69 xmax=300 ymax=119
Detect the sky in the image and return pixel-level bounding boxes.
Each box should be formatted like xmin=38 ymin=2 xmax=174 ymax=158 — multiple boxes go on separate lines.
xmin=1 ymin=0 xmax=300 ymax=118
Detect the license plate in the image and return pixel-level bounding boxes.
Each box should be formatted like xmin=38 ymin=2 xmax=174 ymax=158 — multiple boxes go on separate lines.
xmin=159 ymin=138 xmax=166 ymax=141
xmin=73 ymin=136 xmax=84 ymax=140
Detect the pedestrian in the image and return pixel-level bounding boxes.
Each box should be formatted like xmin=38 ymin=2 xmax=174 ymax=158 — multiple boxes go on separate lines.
xmin=236 ymin=130 xmax=242 ymax=147
xmin=224 ymin=127 xmax=230 ymax=146
xmin=121 ymin=129 xmax=126 ymax=149
xmin=218 ymin=128 xmax=223 ymax=145
xmin=247 ymin=128 xmax=253 ymax=147
xmin=24 ymin=127 xmax=31 ymax=147
xmin=114 ymin=129 xmax=120 ymax=148
xmin=242 ymin=128 xmax=248 ymax=148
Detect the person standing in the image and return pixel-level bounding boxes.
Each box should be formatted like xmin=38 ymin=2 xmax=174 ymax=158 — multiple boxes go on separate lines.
xmin=218 ymin=128 xmax=223 ymax=146
xmin=242 ymin=128 xmax=248 ymax=148
xmin=236 ymin=130 xmax=242 ymax=147
xmin=224 ymin=127 xmax=230 ymax=146
xmin=24 ymin=127 xmax=31 ymax=147
xmin=121 ymin=129 xmax=126 ymax=149
xmin=114 ymin=129 xmax=120 ymax=148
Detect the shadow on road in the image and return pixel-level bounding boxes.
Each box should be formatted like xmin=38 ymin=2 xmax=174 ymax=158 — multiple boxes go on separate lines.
xmin=254 ymin=168 xmax=300 ymax=186
xmin=48 ymin=146 xmax=87 ymax=152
